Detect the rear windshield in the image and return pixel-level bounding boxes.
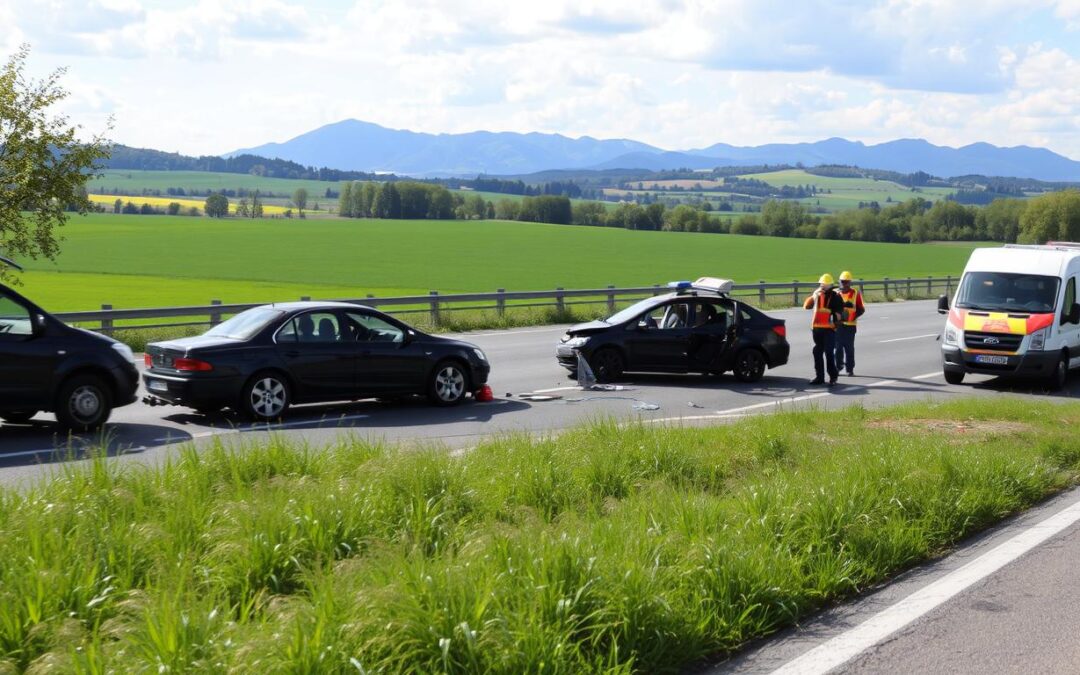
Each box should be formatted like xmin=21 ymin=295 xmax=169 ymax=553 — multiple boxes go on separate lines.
xmin=205 ymin=308 xmax=285 ymax=340
xmin=955 ymin=272 xmax=1059 ymax=314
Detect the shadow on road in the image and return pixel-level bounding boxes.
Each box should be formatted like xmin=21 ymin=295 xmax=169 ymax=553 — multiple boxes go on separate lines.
xmin=158 ymin=397 xmax=533 ymax=434
xmin=0 ymin=420 xmax=192 ymax=469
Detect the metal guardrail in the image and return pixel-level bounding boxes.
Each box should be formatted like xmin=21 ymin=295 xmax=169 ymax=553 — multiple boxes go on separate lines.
xmin=56 ymin=276 xmax=957 ymax=335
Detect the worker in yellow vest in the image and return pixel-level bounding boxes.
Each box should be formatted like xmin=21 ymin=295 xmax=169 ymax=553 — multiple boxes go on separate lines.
xmin=803 ymin=273 xmax=845 ymax=386
xmin=834 ymin=271 xmax=866 ymax=376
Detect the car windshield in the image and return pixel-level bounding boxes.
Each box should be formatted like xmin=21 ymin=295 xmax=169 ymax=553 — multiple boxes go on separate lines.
xmin=955 ymin=272 xmax=1059 ymax=313
xmin=605 ymin=297 xmax=666 ymax=325
xmin=205 ymin=308 xmax=285 ymax=339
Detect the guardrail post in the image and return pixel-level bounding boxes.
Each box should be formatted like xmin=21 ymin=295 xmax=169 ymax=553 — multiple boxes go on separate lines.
xmin=301 ymin=296 xmax=311 ymax=302
xmin=210 ymin=299 xmax=222 ymax=326
xmin=606 ymin=285 xmax=616 ymax=313
xmin=906 ymin=276 xmax=912 ymax=297
xmin=945 ymin=275 xmax=952 ymax=296
xmin=429 ymin=291 xmax=440 ymax=324
xmin=858 ymin=279 xmax=865 ymax=295
xmin=792 ymin=281 xmax=799 ymax=306
xmin=496 ymin=288 xmax=505 ymax=316
xmin=758 ymin=280 xmax=766 ymax=305
xmin=927 ymin=276 xmax=932 ymax=294
xmin=100 ymin=304 xmax=113 ymax=336
xmin=555 ymin=287 xmax=565 ymax=313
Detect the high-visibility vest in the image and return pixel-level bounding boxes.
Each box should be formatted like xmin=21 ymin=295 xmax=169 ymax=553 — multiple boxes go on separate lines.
xmin=839 ymin=289 xmax=861 ymax=326
xmin=812 ymin=292 xmax=835 ymax=330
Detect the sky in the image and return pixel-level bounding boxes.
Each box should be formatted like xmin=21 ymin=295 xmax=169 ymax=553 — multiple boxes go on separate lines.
xmin=3 ymin=0 xmax=1080 ymax=159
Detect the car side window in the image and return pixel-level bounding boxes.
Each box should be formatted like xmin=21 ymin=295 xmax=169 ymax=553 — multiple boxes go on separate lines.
xmin=295 ymin=312 xmax=342 ymax=343
xmin=347 ymin=312 xmax=404 ymax=343
xmin=690 ymin=301 xmax=728 ymax=330
xmin=277 ymin=318 xmax=299 ymax=343
xmin=0 ymin=295 xmax=33 ymax=337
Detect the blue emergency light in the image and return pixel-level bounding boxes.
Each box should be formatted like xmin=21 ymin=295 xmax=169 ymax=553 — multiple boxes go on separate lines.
xmin=667 ymin=281 xmax=693 ymax=291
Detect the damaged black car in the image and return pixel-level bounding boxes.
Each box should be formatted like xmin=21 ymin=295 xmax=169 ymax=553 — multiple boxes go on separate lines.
xmin=556 ymin=278 xmax=789 ymax=383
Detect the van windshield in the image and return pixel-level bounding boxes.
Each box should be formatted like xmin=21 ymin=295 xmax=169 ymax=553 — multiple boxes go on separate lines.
xmin=955 ymin=272 xmax=1059 ymax=314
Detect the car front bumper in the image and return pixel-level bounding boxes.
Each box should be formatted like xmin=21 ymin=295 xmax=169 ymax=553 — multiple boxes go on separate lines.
xmin=941 ymin=346 xmax=1060 ymax=378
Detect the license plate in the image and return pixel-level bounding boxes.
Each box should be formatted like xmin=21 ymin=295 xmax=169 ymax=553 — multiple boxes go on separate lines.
xmin=148 ymin=379 xmax=168 ymax=392
xmin=974 ymin=355 xmax=1009 ymax=365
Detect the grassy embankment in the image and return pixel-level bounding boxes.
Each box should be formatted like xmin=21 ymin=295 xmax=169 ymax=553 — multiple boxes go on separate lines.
xmin=0 ymin=398 xmax=1078 ymax=672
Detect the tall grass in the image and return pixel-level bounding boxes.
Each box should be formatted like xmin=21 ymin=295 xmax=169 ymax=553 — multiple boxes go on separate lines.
xmin=1 ymin=399 xmax=1076 ymax=672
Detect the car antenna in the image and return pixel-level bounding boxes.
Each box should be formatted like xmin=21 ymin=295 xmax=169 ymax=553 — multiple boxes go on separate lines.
xmin=0 ymin=255 xmax=24 ymax=272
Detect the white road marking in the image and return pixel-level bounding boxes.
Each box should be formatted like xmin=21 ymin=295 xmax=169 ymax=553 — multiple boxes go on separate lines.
xmin=770 ymin=495 xmax=1080 ymax=675
xmin=879 ymin=333 xmax=938 ymax=343
xmin=912 ymin=371 xmax=943 ymax=380
xmin=646 ymin=371 xmax=939 ymax=425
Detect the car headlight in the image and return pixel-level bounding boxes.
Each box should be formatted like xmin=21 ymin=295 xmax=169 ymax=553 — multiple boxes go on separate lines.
xmin=473 ymin=348 xmax=488 ymax=362
xmin=944 ymin=326 xmax=959 ymax=346
xmin=562 ymin=336 xmax=589 ymax=349
xmin=1029 ymin=327 xmax=1048 ymax=351
xmin=112 ymin=342 xmax=137 ymax=364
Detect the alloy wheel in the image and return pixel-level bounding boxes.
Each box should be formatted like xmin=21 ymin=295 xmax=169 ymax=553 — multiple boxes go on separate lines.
xmin=250 ymin=377 xmax=287 ymax=418
xmin=69 ymin=385 xmax=103 ymax=425
xmin=434 ymin=366 xmax=465 ymax=402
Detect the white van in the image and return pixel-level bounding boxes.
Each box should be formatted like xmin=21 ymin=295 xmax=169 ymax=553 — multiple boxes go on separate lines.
xmin=939 ymin=243 xmax=1080 ymax=389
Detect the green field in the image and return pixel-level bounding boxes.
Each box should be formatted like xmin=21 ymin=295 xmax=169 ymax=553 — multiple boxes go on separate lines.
xmin=88 ymin=170 xmax=346 ymax=197
xmin=19 ymin=213 xmax=980 ymax=311
xmin=736 ymin=169 xmax=957 ymax=209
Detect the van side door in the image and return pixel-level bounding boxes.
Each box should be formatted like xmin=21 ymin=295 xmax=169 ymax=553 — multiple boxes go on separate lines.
xmin=0 ymin=290 xmax=53 ymax=408
xmin=1060 ymin=277 xmax=1080 ymax=368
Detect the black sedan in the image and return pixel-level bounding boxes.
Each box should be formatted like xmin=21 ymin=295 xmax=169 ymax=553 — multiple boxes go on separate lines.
xmin=556 ymin=287 xmax=789 ymax=383
xmin=143 ymin=302 xmax=490 ymax=420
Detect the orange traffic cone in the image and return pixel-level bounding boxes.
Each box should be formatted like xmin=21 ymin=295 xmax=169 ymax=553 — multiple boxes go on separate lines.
xmin=475 ymin=385 xmax=494 ymax=402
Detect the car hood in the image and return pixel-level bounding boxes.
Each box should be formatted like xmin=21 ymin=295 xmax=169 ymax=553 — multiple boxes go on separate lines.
xmin=70 ymin=325 xmax=121 ymax=346
xmin=566 ymin=320 xmax=611 ymax=335
xmin=428 ymin=334 xmax=480 ymax=351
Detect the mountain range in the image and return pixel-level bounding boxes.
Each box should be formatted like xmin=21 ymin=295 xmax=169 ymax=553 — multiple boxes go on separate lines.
xmin=228 ymin=119 xmax=1080 ymax=181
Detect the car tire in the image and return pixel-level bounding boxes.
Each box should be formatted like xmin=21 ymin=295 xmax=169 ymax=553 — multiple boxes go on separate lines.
xmin=240 ymin=372 xmax=291 ymax=421
xmin=428 ymin=361 xmax=469 ymax=406
xmin=1 ymin=411 xmax=38 ymax=425
xmin=1049 ymin=354 xmax=1069 ymax=391
xmin=732 ymin=348 xmax=767 ymax=383
xmin=590 ymin=348 xmax=624 ymax=383
xmin=944 ymin=369 xmax=965 ymax=385
xmin=55 ymin=374 xmax=112 ymax=432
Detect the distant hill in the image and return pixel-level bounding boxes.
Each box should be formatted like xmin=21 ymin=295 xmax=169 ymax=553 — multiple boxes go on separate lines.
xmin=225 ymin=119 xmax=1080 ymax=181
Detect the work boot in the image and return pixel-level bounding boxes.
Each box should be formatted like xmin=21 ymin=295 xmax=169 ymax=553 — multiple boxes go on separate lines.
xmin=828 ymin=378 xmax=838 ymax=386
xmin=846 ymin=369 xmax=854 ymax=377
xmin=809 ymin=378 xmax=825 ymax=385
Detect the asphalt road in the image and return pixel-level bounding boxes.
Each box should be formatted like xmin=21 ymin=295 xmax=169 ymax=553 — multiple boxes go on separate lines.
xmin=4 ymin=297 xmax=1080 ymax=672
xmin=2 ymin=298 xmax=1078 ymax=486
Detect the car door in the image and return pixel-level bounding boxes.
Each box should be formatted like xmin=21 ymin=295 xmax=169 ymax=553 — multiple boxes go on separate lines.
xmin=274 ymin=311 xmax=357 ymax=401
xmin=687 ymin=300 xmax=735 ymax=372
xmin=0 ymin=290 xmax=53 ymax=408
xmin=345 ymin=311 xmax=427 ymax=394
xmin=624 ymin=301 xmax=691 ymax=371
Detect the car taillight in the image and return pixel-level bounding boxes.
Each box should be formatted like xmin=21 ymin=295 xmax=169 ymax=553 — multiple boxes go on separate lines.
xmin=772 ymin=324 xmax=787 ymax=338
xmin=173 ymin=358 xmax=213 ymax=372
xmin=144 ymin=353 xmax=152 ymax=368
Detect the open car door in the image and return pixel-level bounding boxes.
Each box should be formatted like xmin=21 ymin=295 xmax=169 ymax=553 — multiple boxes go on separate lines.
xmin=688 ymin=300 xmax=738 ymax=373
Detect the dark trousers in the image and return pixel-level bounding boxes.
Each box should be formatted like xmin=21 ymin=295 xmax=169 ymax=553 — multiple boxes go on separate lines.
xmin=812 ymin=329 xmax=838 ymax=381
xmin=835 ymin=324 xmax=856 ymax=372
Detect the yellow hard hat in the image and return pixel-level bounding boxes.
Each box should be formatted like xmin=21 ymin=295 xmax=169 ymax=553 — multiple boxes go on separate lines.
xmin=819 ymin=273 xmax=835 ymax=286
xmin=839 ymin=270 xmax=853 ymax=281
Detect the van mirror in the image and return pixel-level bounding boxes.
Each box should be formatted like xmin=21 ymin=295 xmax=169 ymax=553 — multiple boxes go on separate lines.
xmin=1070 ymin=303 xmax=1080 ymax=325
xmin=33 ymin=314 xmax=46 ymax=336
xmin=937 ymin=294 xmax=950 ymax=315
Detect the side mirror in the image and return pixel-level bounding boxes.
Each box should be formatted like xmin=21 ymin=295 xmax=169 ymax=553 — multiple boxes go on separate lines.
xmin=636 ymin=320 xmax=649 ymax=330
xmin=1070 ymin=303 xmax=1080 ymax=325
xmin=33 ymin=313 xmax=46 ymax=336
xmin=937 ymin=294 xmax=950 ymax=315
xmin=404 ymin=329 xmax=416 ymax=344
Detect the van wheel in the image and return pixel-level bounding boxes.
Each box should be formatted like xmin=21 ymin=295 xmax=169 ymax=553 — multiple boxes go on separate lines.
xmin=1 ymin=411 xmax=37 ymax=425
xmin=944 ymin=370 xmax=965 ymax=385
xmin=55 ymin=375 xmax=112 ymax=432
xmin=1049 ymin=355 xmax=1069 ymax=391
xmin=590 ymin=348 xmax=624 ymax=383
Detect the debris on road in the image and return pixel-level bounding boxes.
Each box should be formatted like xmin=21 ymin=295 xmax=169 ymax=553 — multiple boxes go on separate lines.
xmin=687 ymin=402 xmax=704 ymax=408
xmin=576 ymin=350 xmax=597 ymax=389
xmin=633 ymin=401 xmax=661 ymax=411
